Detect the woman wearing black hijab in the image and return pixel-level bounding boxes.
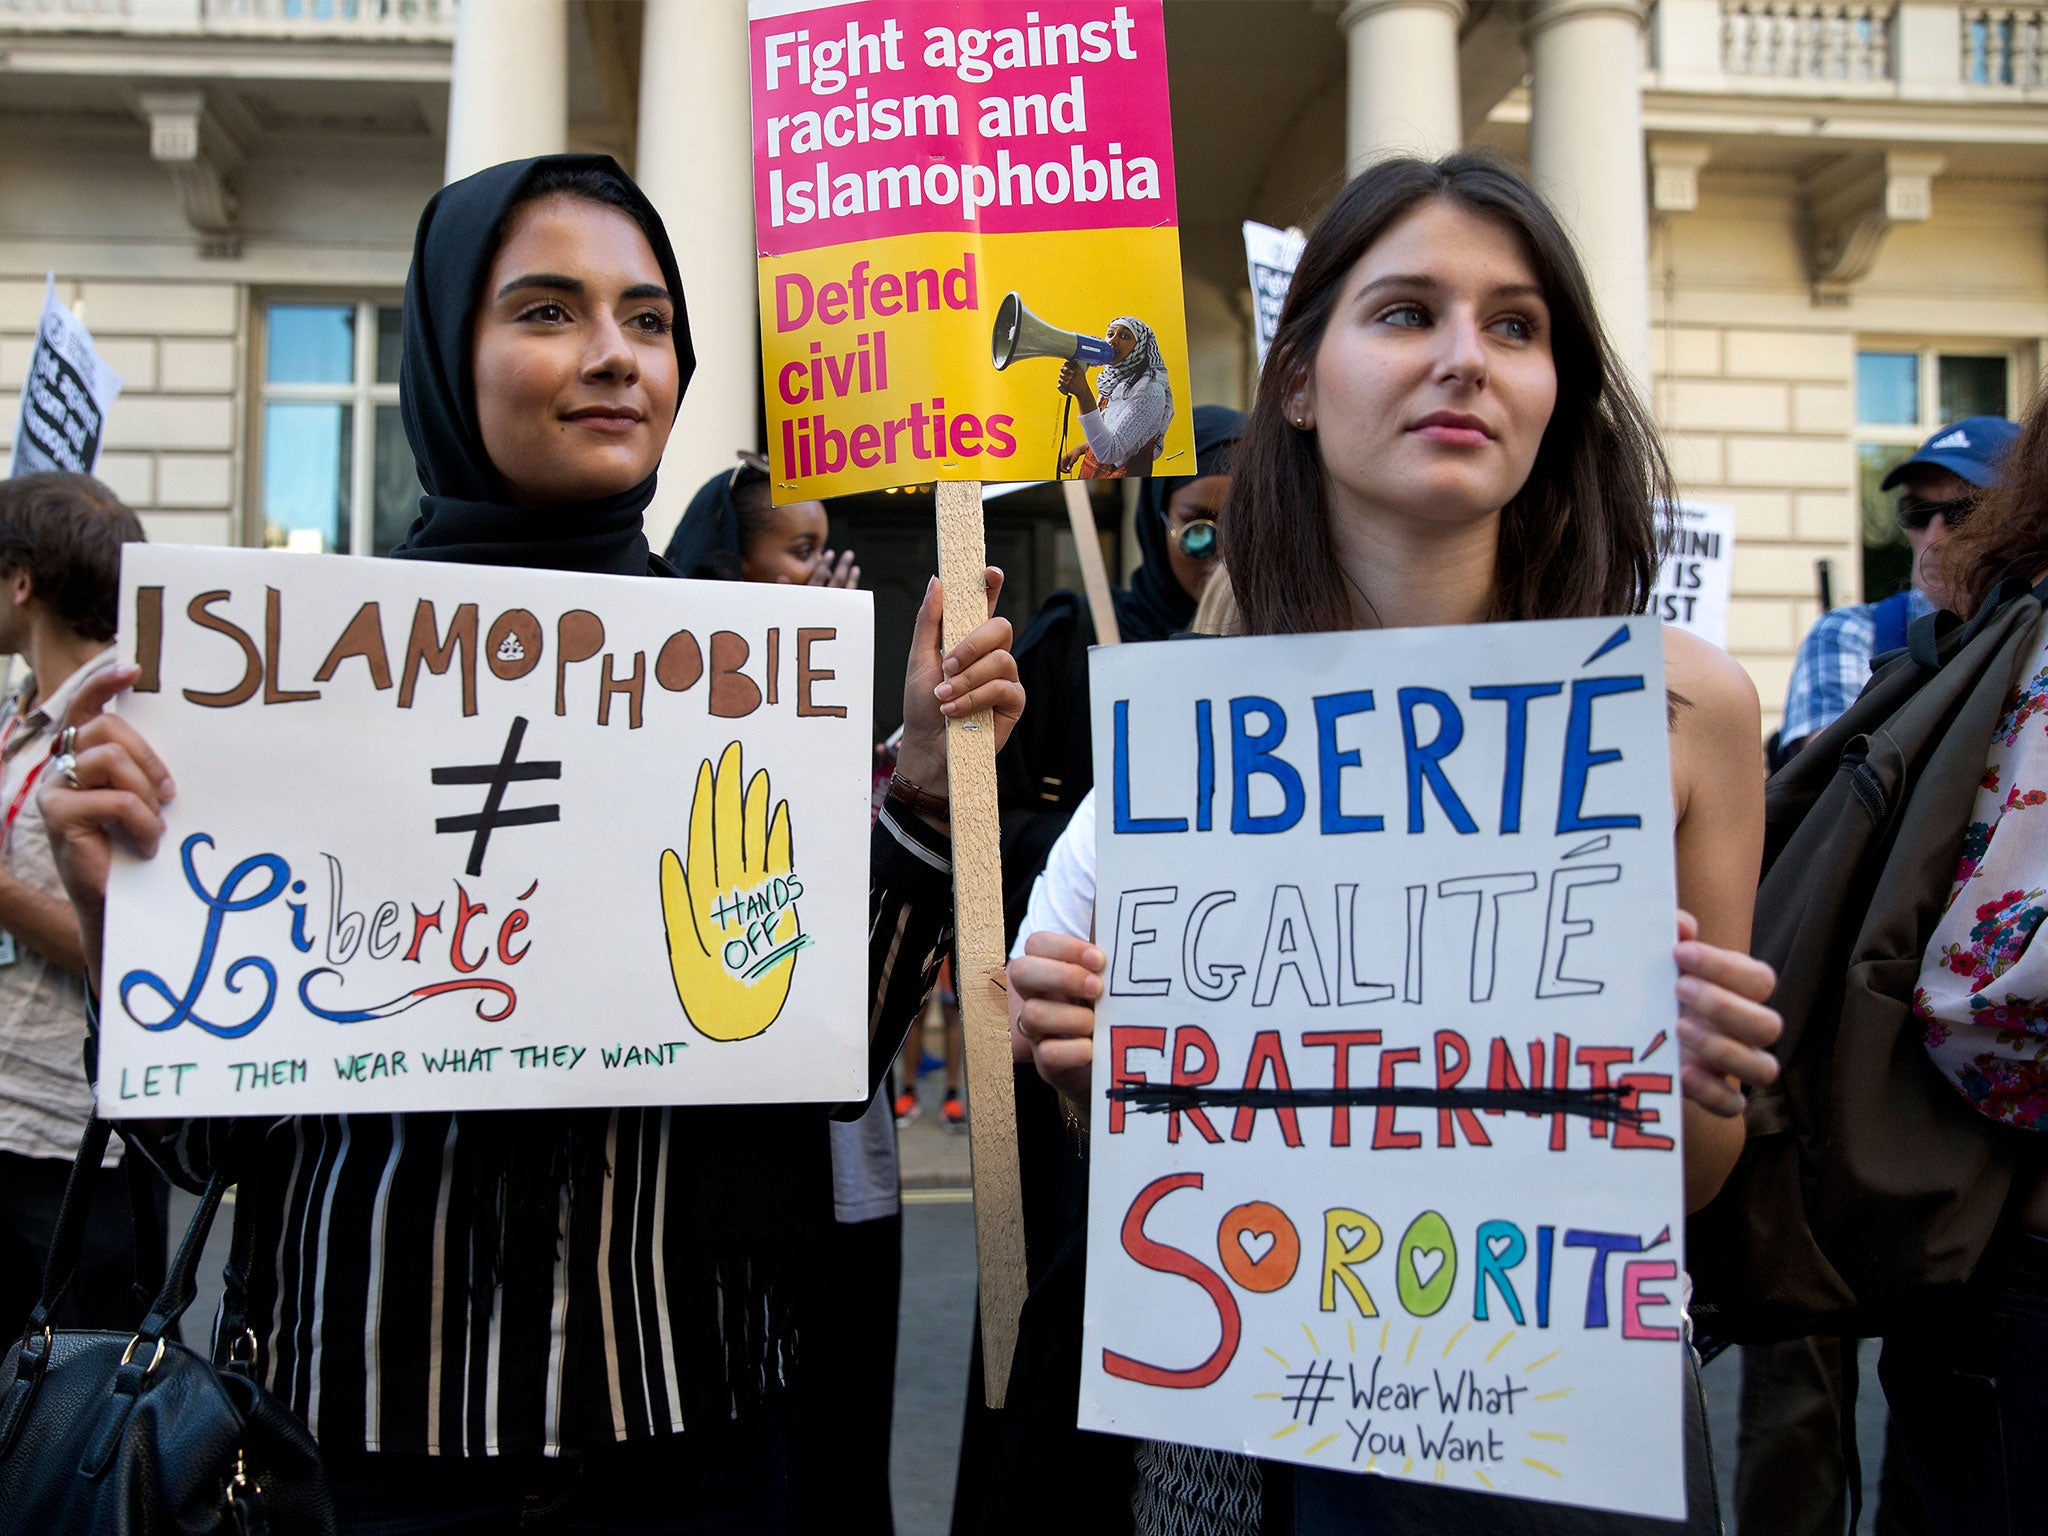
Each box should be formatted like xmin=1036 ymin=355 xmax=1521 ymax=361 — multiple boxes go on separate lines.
xmin=995 ymin=404 xmax=1244 ymax=936
xmin=40 ymin=154 xmax=1022 ymax=1533
xmin=669 ymin=458 xmax=901 ymax=1536
xmin=666 ymin=456 xmax=859 ymax=588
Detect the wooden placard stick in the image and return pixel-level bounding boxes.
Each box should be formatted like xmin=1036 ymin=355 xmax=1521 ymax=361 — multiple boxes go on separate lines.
xmin=934 ymin=478 xmax=1029 ymax=1408
xmin=1061 ymin=479 xmax=1122 ymax=648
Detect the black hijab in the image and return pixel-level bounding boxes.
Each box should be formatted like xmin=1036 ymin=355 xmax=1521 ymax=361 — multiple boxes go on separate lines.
xmin=384 ymin=158 xmax=823 ymax=1426
xmin=1117 ymin=403 xmax=1245 ymax=640
xmin=390 ymin=153 xmax=694 ymax=576
xmin=665 ymin=461 xmax=760 ymax=582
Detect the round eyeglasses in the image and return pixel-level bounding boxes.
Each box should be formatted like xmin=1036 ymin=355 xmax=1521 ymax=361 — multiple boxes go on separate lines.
xmin=1173 ymin=517 xmax=1219 ymax=560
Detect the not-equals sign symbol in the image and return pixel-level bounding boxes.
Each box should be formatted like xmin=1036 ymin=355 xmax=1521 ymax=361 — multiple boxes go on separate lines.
xmin=432 ymin=715 xmax=563 ymax=878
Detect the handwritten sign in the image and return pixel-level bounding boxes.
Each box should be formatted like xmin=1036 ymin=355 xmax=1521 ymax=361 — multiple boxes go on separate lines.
xmin=750 ymin=0 xmax=1194 ymax=498
xmin=97 ymin=546 xmax=874 ymax=1119
xmin=1243 ymin=221 xmax=1303 ymax=380
xmin=1648 ymin=501 xmax=1734 ymax=647
xmin=1079 ymin=619 xmax=1688 ymax=1521
xmin=11 ymin=277 xmax=122 ymax=478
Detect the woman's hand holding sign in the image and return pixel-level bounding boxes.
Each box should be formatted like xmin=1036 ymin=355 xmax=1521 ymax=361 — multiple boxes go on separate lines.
xmin=1009 ymin=931 xmax=1105 ymax=1104
xmin=39 ymin=662 xmax=173 ymax=996
xmin=1673 ymin=907 xmax=1781 ymax=1116
xmin=893 ymin=566 xmax=1023 ymax=821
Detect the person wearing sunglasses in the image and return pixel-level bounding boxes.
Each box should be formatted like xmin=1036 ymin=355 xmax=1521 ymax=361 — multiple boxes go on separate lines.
xmin=997 ymin=403 xmax=1243 ymax=922
xmin=1779 ymin=414 xmax=2019 ymax=761
xmin=1749 ymin=412 xmax=2017 ymax=1536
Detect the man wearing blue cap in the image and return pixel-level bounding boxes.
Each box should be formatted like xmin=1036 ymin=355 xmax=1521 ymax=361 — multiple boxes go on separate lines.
xmin=1780 ymin=414 xmax=2020 ymax=756
xmin=1745 ymin=417 xmax=2018 ymax=1533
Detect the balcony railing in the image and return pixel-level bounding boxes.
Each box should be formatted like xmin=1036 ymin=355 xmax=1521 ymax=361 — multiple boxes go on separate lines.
xmin=1722 ymin=2 xmax=1897 ymax=80
xmin=1962 ymin=6 xmax=2048 ymax=84
xmin=1648 ymin=0 xmax=2048 ymax=93
xmin=0 ymin=0 xmax=455 ymax=40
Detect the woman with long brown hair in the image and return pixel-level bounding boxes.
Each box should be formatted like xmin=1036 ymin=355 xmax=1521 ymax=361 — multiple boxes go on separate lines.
xmin=1008 ymin=154 xmax=1783 ymax=1534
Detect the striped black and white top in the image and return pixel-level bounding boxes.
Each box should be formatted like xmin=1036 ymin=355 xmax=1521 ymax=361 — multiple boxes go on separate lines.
xmin=116 ymin=806 xmax=953 ymax=1458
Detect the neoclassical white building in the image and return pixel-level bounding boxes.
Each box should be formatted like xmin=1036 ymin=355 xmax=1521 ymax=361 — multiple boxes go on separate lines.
xmin=3 ymin=0 xmax=2046 ymax=730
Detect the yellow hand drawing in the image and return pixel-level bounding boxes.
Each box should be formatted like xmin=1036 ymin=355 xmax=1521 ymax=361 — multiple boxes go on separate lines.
xmin=659 ymin=742 xmax=807 ymax=1042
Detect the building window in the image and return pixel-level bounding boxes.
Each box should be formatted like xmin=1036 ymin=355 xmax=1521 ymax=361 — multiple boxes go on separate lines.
xmin=256 ymin=301 xmax=415 ymax=555
xmin=1855 ymin=345 xmax=2012 ymax=601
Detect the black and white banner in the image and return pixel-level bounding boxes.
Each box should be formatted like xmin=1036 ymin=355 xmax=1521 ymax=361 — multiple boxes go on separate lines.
xmin=1244 ymin=220 xmax=1304 ymax=382
xmin=11 ymin=277 xmax=122 ymax=478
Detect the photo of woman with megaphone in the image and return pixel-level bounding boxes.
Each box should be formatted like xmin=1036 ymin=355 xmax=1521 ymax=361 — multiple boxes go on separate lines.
xmin=1055 ymin=314 xmax=1175 ymax=477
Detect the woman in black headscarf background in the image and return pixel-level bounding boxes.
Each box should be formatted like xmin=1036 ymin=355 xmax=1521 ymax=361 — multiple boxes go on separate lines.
xmin=951 ymin=405 xmax=1243 ymax=1536
xmin=665 ymin=454 xmax=859 ymax=589
xmin=996 ymin=403 xmax=1244 ymax=935
xmin=42 ymin=154 xmax=1022 ymax=1534
xmin=668 ymin=457 xmax=899 ymax=1536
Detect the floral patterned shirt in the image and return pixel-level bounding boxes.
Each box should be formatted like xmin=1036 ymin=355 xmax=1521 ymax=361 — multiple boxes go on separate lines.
xmin=1914 ymin=613 xmax=2048 ymax=1128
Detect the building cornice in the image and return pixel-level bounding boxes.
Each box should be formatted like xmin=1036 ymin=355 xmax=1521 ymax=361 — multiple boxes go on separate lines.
xmin=0 ymin=34 xmax=451 ymax=85
xmin=1489 ymin=83 xmax=2048 ymax=146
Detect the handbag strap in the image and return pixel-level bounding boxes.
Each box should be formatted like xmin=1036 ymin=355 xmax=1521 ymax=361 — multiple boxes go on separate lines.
xmin=215 ymin=1123 xmax=264 ymax=1368
xmin=133 ymin=1158 xmax=234 ymax=1344
xmin=21 ymin=1115 xmax=115 ymax=1340
xmin=28 ymin=1114 xmax=244 ymax=1348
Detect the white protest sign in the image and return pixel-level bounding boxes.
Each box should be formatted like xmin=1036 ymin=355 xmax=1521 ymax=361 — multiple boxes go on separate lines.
xmin=98 ymin=545 xmax=874 ymax=1119
xmin=11 ymin=277 xmax=122 ymax=477
xmin=1080 ymin=617 xmax=1688 ymax=1521
xmin=1244 ymin=221 xmax=1305 ymax=380
xmin=1648 ymin=501 xmax=1734 ymax=647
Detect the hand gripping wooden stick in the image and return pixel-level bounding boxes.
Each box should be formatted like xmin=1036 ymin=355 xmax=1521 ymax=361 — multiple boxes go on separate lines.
xmin=934 ymin=479 xmax=1028 ymax=1409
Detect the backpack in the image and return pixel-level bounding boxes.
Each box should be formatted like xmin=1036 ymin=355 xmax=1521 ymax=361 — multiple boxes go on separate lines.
xmin=1687 ymin=575 xmax=2048 ymax=1343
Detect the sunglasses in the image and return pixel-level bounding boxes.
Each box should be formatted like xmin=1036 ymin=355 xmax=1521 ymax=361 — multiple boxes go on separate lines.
xmin=1172 ymin=517 xmax=1219 ymax=560
xmin=1897 ymin=494 xmax=1975 ymax=532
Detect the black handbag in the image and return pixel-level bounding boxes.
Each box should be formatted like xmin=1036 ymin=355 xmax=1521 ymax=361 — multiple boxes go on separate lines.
xmin=0 ymin=1117 xmax=336 ymax=1534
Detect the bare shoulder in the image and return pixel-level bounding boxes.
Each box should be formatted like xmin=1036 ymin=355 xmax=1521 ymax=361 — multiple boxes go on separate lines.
xmin=1663 ymin=626 xmax=1761 ymax=739
xmin=1662 ymin=628 xmax=1765 ymax=828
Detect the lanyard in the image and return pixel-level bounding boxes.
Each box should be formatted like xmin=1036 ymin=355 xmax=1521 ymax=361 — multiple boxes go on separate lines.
xmin=0 ymin=712 xmax=51 ymax=853
xmin=2 ymin=753 xmax=49 ymax=851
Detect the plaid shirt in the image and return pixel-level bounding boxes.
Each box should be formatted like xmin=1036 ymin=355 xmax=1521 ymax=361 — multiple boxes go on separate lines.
xmin=1781 ymin=588 xmax=1935 ymax=745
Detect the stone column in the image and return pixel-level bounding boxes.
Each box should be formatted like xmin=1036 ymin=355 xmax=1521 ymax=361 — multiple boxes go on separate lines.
xmin=444 ymin=0 xmax=568 ymax=183
xmin=1526 ymin=0 xmax=1652 ymax=390
xmin=637 ymin=0 xmax=758 ymax=550
xmin=1340 ymin=0 xmax=1466 ymax=169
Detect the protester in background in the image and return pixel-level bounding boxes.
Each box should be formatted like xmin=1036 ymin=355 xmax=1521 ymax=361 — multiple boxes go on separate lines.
xmin=1742 ymin=415 xmax=2015 ymax=1536
xmin=1009 ymin=154 xmax=1782 ymax=1535
xmin=1779 ymin=416 xmax=2018 ymax=757
xmin=1865 ymin=394 xmax=2048 ymax=1535
xmin=1057 ymin=316 xmax=1174 ymax=478
xmin=0 ymin=471 xmax=153 ymax=1335
xmin=35 ymin=155 xmax=1022 ymax=1534
xmin=951 ymin=407 xmax=1244 ymax=1536
xmin=665 ymin=450 xmax=858 ymax=588
xmin=999 ymin=404 xmax=1241 ymax=934
xmin=672 ymin=457 xmax=899 ymax=1535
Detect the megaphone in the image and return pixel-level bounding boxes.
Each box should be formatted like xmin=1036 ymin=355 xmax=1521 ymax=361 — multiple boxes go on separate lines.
xmin=991 ymin=292 xmax=1117 ymax=371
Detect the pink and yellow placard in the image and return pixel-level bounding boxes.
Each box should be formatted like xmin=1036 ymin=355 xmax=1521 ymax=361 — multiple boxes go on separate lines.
xmin=749 ymin=0 xmax=1194 ymax=500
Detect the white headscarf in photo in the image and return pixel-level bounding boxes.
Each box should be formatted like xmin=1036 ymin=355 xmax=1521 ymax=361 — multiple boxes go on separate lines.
xmin=1097 ymin=314 xmax=1172 ymax=423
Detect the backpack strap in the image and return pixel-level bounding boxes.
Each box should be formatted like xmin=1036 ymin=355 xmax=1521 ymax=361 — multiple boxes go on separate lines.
xmin=1870 ymin=589 xmax=1915 ymax=660
xmin=1911 ymin=570 xmax=2048 ymax=670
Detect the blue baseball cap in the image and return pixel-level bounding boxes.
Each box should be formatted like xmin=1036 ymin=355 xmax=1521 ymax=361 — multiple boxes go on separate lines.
xmin=1880 ymin=415 xmax=2021 ymax=491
